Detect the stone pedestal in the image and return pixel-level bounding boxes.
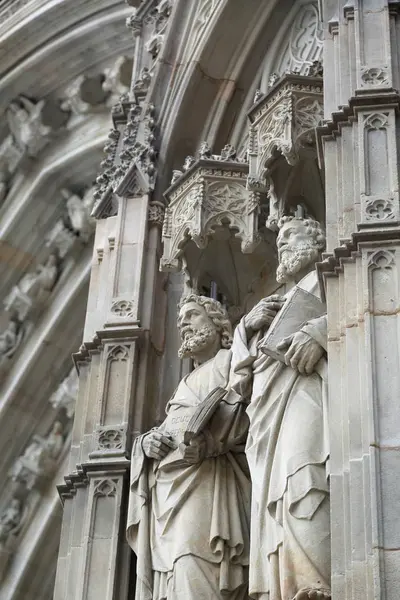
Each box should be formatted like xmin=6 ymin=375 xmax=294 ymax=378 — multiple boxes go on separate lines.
xmin=319 ymin=2 xmax=400 ymax=598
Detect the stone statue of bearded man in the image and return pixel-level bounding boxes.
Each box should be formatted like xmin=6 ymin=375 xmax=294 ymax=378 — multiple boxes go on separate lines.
xmin=127 ymin=294 xmax=253 ymax=600
xmin=232 ymin=215 xmax=331 ymax=600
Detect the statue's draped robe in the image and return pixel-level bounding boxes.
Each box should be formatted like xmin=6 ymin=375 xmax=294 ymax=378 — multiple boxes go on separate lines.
xmin=232 ymin=272 xmax=330 ymax=600
xmin=127 ymin=349 xmax=252 ymax=600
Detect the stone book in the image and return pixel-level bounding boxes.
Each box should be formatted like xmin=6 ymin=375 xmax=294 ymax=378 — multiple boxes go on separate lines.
xmin=258 ymin=286 xmax=325 ymax=362
xmin=158 ymin=386 xmax=227 ymax=470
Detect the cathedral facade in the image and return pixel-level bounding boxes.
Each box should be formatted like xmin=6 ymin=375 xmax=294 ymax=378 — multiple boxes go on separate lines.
xmin=0 ymin=0 xmax=399 ymax=599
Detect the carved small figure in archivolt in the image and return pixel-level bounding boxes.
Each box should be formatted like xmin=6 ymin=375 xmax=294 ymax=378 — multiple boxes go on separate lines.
xmin=63 ymin=187 xmax=95 ymax=243
xmin=0 ymin=498 xmax=23 ymax=547
xmin=0 ymin=317 xmax=23 ymax=362
xmin=16 ymin=253 xmax=60 ymax=309
xmin=7 ymin=96 xmax=51 ymax=158
xmin=11 ymin=421 xmax=64 ymax=487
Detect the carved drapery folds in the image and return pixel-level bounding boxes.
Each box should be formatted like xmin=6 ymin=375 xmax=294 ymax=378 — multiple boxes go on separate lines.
xmin=0 ymin=317 xmax=24 ymax=371
xmin=160 ymin=146 xmax=262 ymax=272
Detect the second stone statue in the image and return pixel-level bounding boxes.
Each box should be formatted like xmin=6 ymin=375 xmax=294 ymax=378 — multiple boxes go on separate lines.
xmin=232 ymin=215 xmax=330 ymax=600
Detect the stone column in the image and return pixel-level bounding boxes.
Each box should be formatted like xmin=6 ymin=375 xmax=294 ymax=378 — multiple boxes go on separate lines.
xmin=53 ymin=188 xmax=163 ymax=599
xmin=319 ymin=1 xmax=400 ymax=598
xmin=52 ymin=1 xmax=173 ymax=595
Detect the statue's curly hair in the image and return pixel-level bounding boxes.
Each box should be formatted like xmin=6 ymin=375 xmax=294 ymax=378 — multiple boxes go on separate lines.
xmin=178 ymin=294 xmax=233 ymax=349
xmin=278 ymin=215 xmax=325 ymax=251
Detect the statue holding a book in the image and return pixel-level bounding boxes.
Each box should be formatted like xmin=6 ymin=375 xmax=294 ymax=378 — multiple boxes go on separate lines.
xmin=232 ymin=214 xmax=331 ymax=600
xmin=127 ymin=294 xmax=264 ymax=600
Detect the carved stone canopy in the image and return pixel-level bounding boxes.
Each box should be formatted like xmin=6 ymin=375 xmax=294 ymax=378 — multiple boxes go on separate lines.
xmin=91 ymin=101 xmax=156 ymax=218
xmin=247 ymin=73 xmax=324 ymax=191
xmin=160 ymin=157 xmax=262 ymax=273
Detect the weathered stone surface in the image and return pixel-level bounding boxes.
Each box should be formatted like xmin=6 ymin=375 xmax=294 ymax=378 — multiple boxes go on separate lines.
xmin=2 ymin=0 xmax=400 ymax=599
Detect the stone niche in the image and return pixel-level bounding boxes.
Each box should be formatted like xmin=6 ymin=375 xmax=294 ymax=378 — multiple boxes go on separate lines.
xmin=160 ymin=149 xmax=275 ymax=313
xmin=247 ymin=73 xmax=324 ymax=229
xmin=159 ymin=73 xmax=325 ymax=311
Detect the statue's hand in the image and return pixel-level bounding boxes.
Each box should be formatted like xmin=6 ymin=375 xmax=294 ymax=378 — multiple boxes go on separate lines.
xmin=244 ymin=295 xmax=285 ymax=336
xmin=179 ymin=434 xmax=206 ymax=464
xmin=277 ymin=331 xmax=325 ymax=375
xmin=142 ymin=430 xmax=176 ymax=460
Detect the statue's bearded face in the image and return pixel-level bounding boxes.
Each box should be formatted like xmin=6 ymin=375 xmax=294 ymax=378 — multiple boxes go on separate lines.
xmin=276 ymin=220 xmax=319 ymax=283
xmin=177 ymin=301 xmax=218 ymax=359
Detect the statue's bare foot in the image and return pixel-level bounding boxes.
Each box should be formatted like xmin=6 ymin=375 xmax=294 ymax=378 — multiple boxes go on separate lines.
xmin=294 ymin=589 xmax=331 ymax=600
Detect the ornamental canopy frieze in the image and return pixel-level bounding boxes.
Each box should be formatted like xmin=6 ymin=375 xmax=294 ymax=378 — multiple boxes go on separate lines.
xmin=247 ymin=73 xmax=324 ymax=191
xmin=160 ymin=145 xmax=262 ymax=272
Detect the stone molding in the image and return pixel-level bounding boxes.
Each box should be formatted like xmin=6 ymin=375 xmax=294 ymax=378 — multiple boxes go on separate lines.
xmin=72 ymin=327 xmax=145 ymax=370
xmin=317 ymin=88 xmax=400 ymax=150
xmin=316 ymin=227 xmax=400 ymax=302
xmin=57 ymin=458 xmax=131 ymax=503
xmin=317 ymin=88 xmax=400 ymax=237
